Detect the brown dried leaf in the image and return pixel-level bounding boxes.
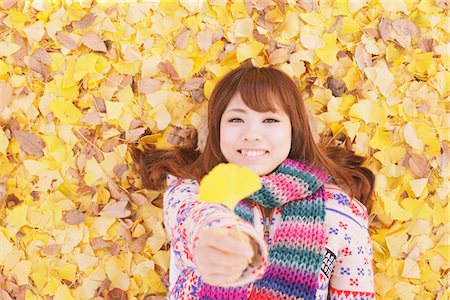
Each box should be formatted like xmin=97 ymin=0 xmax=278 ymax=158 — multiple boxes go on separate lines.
xmin=355 ymin=44 xmax=373 ymax=70
xmin=436 ymin=0 xmax=450 ymax=8
xmin=268 ymin=48 xmax=290 ymax=65
xmin=102 ymin=138 xmax=120 ymax=152
xmin=5 ymin=194 xmax=22 ymax=209
xmin=181 ymin=77 xmax=205 ymax=91
xmin=392 ymin=18 xmax=420 ymax=36
xmin=113 ymin=164 xmax=128 ymax=179
xmin=327 ymin=77 xmax=346 ymax=97
xmin=32 ymin=48 xmax=51 ymax=65
xmin=63 ymin=209 xmax=86 ymax=225
xmin=137 ymin=78 xmax=161 ymax=94
xmin=94 ymin=97 xmax=106 ymax=113
xmin=158 ymin=61 xmax=181 ymax=84
xmin=3 ymin=0 xmax=17 ymax=9
xmin=119 ymin=225 xmax=132 ymax=243
xmin=100 ymin=200 xmax=131 ymax=218
xmin=92 ymin=237 xmax=110 ymax=249
xmin=29 ymin=48 xmax=51 ymax=81
xmin=130 ymin=192 xmax=151 ymax=206
xmin=82 ymin=31 xmax=107 ymax=52
xmin=252 ymin=0 xmax=271 ymax=10
xmin=298 ymin=0 xmax=317 ymax=11
xmin=0 ymin=290 xmax=13 ymax=300
xmin=42 ymin=244 xmax=60 ymax=256
xmin=12 ymin=130 xmax=45 ymax=158
xmin=130 ymin=233 xmax=149 ymax=253
xmin=273 ymin=0 xmax=286 ymax=13
xmin=418 ymin=38 xmax=434 ymax=52
xmin=56 ymin=32 xmax=78 ymax=50
xmin=96 ymin=278 xmax=111 ymax=296
xmin=107 ymin=288 xmax=127 ymax=300
xmin=125 ymin=127 xmax=146 ymax=143
xmin=197 ymin=28 xmax=212 ymax=52
xmin=13 ymin=32 xmax=26 ymax=67
xmin=0 ymin=80 xmax=13 ymax=112
xmin=73 ymin=12 xmax=97 ymax=30
xmin=192 ymin=88 xmax=205 ymax=102
xmin=378 ymin=18 xmax=392 ymax=43
xmin=80 ymin=112 xmax=102 ymax=125
xmin=253 ymin=29 xmax=269 ymax=44
xmin=408 ymin=153 xmax=430 ymax=178
xmin=108 ymin=243 xmax=120 ymax=256
xmin=175 ymin=30 xmax=190 ymax=49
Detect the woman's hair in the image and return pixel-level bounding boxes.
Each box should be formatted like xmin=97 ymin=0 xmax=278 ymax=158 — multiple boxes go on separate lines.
xmin=131 ymin=65 xmax=375 ymax=209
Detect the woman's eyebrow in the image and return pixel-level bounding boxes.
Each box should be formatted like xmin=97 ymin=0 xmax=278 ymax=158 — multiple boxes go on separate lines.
xmin=224 ymin=108 xmax=247 ymax=113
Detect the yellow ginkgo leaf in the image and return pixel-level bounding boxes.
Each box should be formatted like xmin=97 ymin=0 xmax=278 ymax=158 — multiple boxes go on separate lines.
xmin=198 ymin=163 xmax=261 ymax=210
xmin=316 ymin=32 xmax=340 ymax=66
xmin=49 ymin=100 xmax=83 ymax=124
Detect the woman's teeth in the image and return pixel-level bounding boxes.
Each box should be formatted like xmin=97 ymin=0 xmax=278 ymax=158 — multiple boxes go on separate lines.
xmin=240 ymin=150 xmax=267 ymax=157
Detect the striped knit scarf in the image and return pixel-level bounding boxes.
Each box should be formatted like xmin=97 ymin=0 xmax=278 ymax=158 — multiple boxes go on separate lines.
xmin=199 ymin=159 xmax=328 ymax=300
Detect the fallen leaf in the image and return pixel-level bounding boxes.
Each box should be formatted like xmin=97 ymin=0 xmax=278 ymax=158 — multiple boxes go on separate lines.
xmin=181 ymin=77 xmax=204 ymax=91
xmin=436 ymin=0 xmax=450 ymax=8
xmin=91 ymin=237 xmax=110 ymax=250
xmin=3 ymin=0 xmax=17 ymax=9
xmin=175 ymin=29 xmax=190 ymax=49
xmin=56 ymin=32 xmax=78 ymax=50
xmin=197 ymin=28 xmax=212 ymax=52
xmin=378 ymin=18 xmax=392 ymax=43
xmin=107 ymin=288 xmax=127 ymax=300
xmin=64 ymin=209 xmax=86 ymax=225
xmin=268 ymin=48 xmax=290 ymax=65
xmin=130 ymin=233 xmax=149 ymax=253
xmin=80 ymin=112 xmax=102 ymax=125
xmin=418 ymin=38 xmax=434 ymax=52
xmin=96 ymin=278 xmax=111 ymax=296
xmin=392 ymin=18 xmax=420 ymax=36
xmin=137 ymin=78 xmax=161 ymax=94
xmin=198 ymin=163 xmax=261 ymax=210
xmin=12 ymin=130 xmax=45 ymax=158
xmin=158 ymin=61 xmax=181 ymax=84
xmin=0 ymin=80 xmax=13 ymax=112
xmin=327 ymin=77 xmax=346 ymax=97
xmin=42 ymin=244 xmax=59 ymax=256
xmin=100 ymin=200 xmax=131 ymax=218
xmin=82 ymin=31 xmax=107 ymax=53
xmin=29 ymin=49 xmax=51 ymax=81
xmin=355 ymin=44 xmax=372 ymax=70
xmin=13 ymin=32 xmax=26 ymax=67
xmin=298 ymin=0 xmax=316 ymax=11
xmin=73 ymin=12 xmax=97 ymax=30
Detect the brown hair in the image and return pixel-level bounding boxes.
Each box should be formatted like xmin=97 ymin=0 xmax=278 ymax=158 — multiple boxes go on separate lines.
xmin=131 ymin=66 xmax=374 ymax=209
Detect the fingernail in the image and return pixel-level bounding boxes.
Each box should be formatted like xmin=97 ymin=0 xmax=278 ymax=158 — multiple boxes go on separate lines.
xmin=244 ymin=250 xmax=253 ymax=258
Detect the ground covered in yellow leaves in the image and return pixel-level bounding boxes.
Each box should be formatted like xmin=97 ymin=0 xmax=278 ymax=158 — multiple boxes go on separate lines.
xmin=0 ymin=0 xmax=448 ymax=299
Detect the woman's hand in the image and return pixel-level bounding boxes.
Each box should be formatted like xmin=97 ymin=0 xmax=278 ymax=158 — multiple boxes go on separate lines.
xmin=194 ymin=227 xmax=255 ymax=287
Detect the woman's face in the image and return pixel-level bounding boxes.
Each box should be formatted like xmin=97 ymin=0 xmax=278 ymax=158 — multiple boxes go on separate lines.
xmin=220 ymin=93 xmax=292 ymax=176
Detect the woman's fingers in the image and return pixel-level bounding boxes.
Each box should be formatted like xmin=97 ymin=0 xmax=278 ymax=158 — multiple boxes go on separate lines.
xmin=195 ymin=227 xmax=255 ymax=286
xmin=201 ymin=228 xmax=254 ymax=258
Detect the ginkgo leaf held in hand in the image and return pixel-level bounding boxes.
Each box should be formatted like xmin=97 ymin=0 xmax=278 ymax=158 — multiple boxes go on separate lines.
xmin=198 ymin=163 xmax=262 ymax=210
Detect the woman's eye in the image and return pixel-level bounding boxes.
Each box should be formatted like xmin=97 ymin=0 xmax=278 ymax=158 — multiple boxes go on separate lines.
xmin=228 ymin=118 xmax=243 ymax=123
xmin=264 ymin=118 xmax=279 ymax=123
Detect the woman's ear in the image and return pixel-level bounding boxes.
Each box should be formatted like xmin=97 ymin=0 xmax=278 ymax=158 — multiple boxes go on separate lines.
xmin=196 ymin=112 xmax=208 ymax=153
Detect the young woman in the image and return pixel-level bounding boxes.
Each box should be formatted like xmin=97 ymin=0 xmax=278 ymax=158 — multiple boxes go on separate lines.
xmin=133 ymin=65 xmax=376 ymax=299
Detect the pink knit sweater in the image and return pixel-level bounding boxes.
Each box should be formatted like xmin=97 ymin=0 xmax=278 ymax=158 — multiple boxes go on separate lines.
xmin=164 ymin=176 xmax=375 ymax=299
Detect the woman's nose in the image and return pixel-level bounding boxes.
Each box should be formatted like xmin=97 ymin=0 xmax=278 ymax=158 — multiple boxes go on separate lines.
xmin=242 ymin=124 xmax=263 ymax=141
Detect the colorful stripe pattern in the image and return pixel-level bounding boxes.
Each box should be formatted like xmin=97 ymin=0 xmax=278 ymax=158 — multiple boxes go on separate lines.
xmin=199 ymin=159 xmax=328 ymax=299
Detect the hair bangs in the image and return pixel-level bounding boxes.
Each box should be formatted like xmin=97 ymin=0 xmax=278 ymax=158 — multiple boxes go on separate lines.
xmin=236 ymin=68 xmax=287 ymax=114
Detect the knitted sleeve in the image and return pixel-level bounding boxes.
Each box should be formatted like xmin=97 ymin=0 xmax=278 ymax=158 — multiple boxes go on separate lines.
xmin=319 ymin=184 xmax=376 ymax=300
xmin=163 ymin=176 xmax=269 ymax=285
